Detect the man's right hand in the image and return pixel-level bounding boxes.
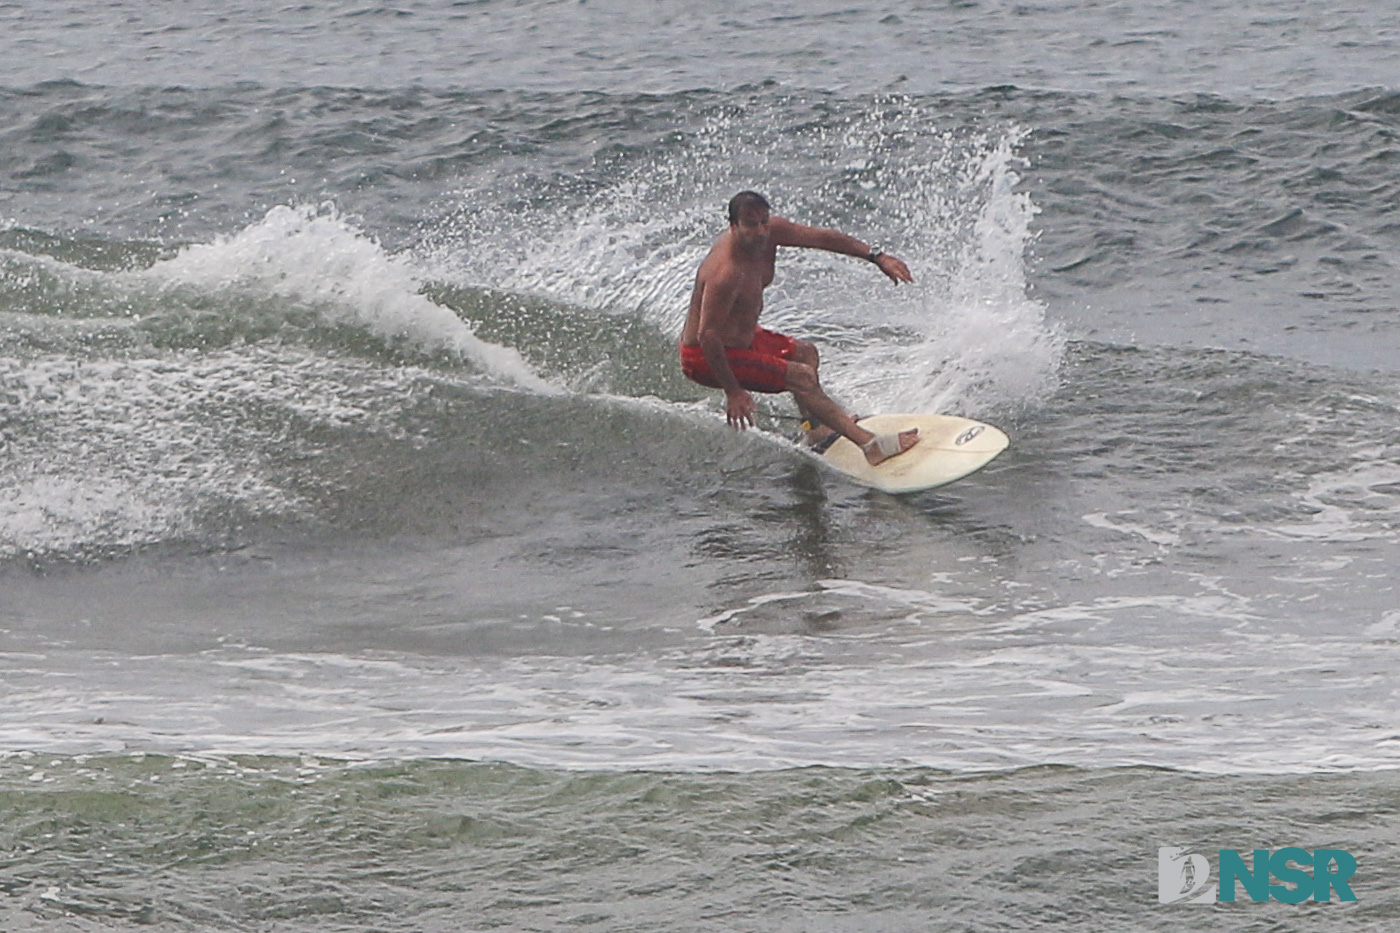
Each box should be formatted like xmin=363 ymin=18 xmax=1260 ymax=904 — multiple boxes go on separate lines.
xmin=725 ymin=388 xmax=757 ymax=430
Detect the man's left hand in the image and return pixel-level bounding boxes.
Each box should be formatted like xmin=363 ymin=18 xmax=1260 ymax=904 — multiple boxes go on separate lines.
xmin=875 ymin=253 xmax=913 ymax=284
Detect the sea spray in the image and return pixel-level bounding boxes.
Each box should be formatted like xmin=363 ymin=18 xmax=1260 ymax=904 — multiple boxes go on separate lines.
xmin=840 ymin=129 xmax=1064 ymax=417
xmin=0 ymin=351 xmax=313 ymax=561
xmin=150 ymin=204 xmax=551 ymax=391
xmin=429 ymin=97 xmax=1061 ymax=417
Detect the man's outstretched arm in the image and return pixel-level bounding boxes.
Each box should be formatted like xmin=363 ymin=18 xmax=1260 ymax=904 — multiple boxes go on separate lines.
xmin=769 ymin=216 xmax=913 ymax=284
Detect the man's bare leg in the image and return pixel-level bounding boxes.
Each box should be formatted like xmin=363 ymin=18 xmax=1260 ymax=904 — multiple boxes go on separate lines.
xmin=788 ymin=341 xmax=830 ymax=445
xmin=787 ymin=340 xmax=892 ymax=456
xmin=784 ymin=359 xmax=918 ymax=465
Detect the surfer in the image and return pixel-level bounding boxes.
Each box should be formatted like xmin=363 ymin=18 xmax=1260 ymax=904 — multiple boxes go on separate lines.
xmin=680 ymin=190 xmax=919 ymax=465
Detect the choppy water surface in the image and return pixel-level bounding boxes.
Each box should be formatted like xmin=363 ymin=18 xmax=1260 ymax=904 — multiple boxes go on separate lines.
xmin=2 ymin=1 xmax=1399 ymax=930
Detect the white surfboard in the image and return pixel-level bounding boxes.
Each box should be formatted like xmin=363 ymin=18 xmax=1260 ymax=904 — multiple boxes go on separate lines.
xmin=814 ymin=413 xmax=1009 ymax=494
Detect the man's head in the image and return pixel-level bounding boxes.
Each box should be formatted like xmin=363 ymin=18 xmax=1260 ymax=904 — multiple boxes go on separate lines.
xmin=727 ymin=190 xmax=771 ymax=252
xmin=727 ymin=190 xmax=770 ymax=225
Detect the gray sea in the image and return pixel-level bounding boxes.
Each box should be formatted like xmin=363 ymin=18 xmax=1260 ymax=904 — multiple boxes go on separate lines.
xmin=2 ymin=1 xmax=1399 ymax=929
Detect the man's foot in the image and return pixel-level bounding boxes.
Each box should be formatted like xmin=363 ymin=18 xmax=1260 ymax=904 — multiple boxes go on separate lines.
xmin=862 ymin=429 xmax=920 ymax=465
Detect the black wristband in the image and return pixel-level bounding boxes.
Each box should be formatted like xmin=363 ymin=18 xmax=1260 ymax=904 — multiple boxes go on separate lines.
xmin=866 ymin=248 xmax=884 ymax=263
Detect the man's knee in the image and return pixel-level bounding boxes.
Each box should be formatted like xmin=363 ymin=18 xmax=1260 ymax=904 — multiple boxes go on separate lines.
xmin=785 ymin=361 xmax=818 ymax=394
xmin=793 ymin=340 xmax=819 ymax=368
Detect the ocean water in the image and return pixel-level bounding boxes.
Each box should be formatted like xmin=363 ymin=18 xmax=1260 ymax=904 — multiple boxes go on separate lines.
xmin=2 ymin=1 xmax=1399 ymax=929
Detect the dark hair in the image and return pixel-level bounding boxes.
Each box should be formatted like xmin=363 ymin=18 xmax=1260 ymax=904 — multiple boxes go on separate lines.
xmin=727 ymin=190 xmax=771 ymax=225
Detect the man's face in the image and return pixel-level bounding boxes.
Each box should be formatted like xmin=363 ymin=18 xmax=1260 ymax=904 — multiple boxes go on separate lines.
xmin=732 ymin=206 xmax=770 ymax=251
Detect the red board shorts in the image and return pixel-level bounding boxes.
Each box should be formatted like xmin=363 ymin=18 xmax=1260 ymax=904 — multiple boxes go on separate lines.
xmin=680 ymin=327 xmax=799 ymax=394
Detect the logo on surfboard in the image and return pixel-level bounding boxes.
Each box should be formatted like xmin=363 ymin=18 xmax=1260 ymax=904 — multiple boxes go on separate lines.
xmin=954 ymin=425 xmax=985 ymax=446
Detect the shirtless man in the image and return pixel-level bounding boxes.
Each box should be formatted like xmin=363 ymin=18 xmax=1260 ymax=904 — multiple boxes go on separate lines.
xmin=680 ymin=190 xmax=920 ymax=465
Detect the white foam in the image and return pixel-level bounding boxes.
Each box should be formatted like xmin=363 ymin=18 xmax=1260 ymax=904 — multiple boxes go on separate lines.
xmin=1083 ymin=511 xmax=1183 ymax=548
xmin=4 ymin=618 xmax=1398 ymax=774
xmin=1269 ymin=458 xmax=1400 ymax=543
xmin=0 ymin=347 xmax=436 ymax=559
xmin=148 ymin=204 xmax=551 ymax=391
